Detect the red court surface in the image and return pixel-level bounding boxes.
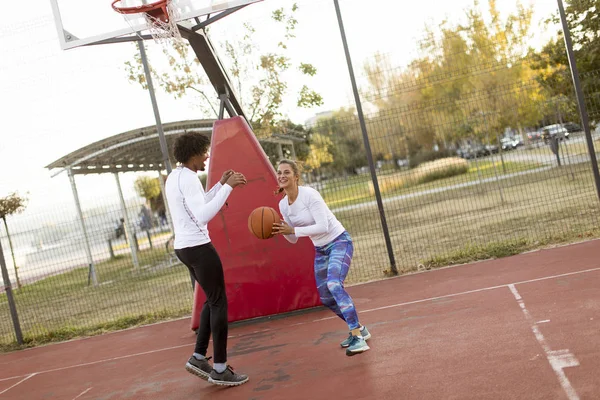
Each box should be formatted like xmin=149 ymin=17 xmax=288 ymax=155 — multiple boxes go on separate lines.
xmin=1 ymin=239 xmax=599 ymax=400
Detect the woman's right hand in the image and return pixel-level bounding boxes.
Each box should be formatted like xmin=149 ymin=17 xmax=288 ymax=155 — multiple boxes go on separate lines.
xmin=226 ymin=172 xmax=247 ymax=188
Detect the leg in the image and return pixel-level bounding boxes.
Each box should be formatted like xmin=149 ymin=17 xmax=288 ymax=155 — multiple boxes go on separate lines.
xmin=176 ymin=245 xmax=228 ymax=363
xmin=326 ymin=239 xmax=360 ymax=330
xmin=195 ymin=301 xmax=211 ymax=356
xmin=314 ymin=248 xmax=345 ymax=322
xmin=175 ymin=250 xmax=212 ymax=356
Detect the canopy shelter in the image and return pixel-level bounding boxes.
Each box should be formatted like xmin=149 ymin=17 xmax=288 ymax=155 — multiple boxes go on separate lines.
xmin=45 ymin=119 xmax=302 ymax=286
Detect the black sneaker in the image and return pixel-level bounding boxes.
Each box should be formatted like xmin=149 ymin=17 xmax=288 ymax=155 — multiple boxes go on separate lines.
xmin=185 ymin=356 xmax=212 ymax=380
xmin=208 ymin=366 xmax=249 ymax=387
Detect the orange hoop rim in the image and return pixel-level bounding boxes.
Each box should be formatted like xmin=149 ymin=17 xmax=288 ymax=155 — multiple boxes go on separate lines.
xmin=111 ymin=0 xmax=169 ymax=15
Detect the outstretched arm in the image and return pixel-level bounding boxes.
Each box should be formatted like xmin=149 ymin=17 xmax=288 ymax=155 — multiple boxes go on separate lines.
xmin=183 ymin=176 xmax=232 ymax=226
xmin=205 ymin=170 xmax=234 ymax=202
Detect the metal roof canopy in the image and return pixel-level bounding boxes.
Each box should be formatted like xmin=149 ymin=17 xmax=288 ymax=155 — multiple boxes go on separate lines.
xmin=45 ymin=119 xmax=303 ymax=176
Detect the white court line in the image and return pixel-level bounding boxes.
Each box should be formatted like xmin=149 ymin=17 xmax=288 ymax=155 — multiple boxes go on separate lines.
xmin=2 ymin=266 xmax=598 ymax=383
xmin=311 ymin=266 xmax=600 ymax=323
xmin=508 ymin=284 xmax=580 ymax=400
xmin=71 ymin=387 xmax=92 ymax=400
xmin=0 ymin=374 xmax=36 ymax=396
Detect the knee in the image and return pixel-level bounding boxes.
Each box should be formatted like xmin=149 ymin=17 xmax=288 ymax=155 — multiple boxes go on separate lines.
xmin=326 ymin=280 xmax=343 ymax=295
xmin=318 ymin=289 xmax=335 ymax=306
xmin=207 ymin=292 xmax=228 ymax=308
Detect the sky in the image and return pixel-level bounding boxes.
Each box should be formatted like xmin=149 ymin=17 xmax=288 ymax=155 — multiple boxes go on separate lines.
xmin=0 ymin=0 xmax=560 ymax=221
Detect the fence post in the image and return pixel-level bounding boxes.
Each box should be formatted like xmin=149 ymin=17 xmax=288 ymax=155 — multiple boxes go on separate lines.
xmin=0 ymin=238 xmax=23 ymax=344
xmin=108 ymin=238 xmax=115 ymax=259
xmin=557 ymin=0 xmax=600 ymax=202
xmin=333 ymin=0 xmax=398 ymax=275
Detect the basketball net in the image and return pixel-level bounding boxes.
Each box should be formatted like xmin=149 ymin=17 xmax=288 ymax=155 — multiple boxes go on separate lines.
xmin=115 ymin=0 xmax=185 ymax=49
xmin=142 ymin=1 xmax=184 ymax=47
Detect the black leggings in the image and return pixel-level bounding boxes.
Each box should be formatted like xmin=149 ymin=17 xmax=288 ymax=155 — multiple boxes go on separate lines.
xmin=175 ymin=243 xmax=228 ymax=363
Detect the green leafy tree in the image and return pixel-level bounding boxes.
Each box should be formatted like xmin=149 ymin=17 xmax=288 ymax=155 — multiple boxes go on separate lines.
xmin=362 ymin=0 xmax=545 ymax=154
xmin=124 ymin=4 xmax=323 ymax=139
xmin=313 ymin=108 xmax=367 ymax=174
xmin=134 ymin=176 xmax=165 ymax=214
xmin=0 ymin=192 xmax=28 ymax=289
xmin=531 ymin=0 xmax=600 ymax=124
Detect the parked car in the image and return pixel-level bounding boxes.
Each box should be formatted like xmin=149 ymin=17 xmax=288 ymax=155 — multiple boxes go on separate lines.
xmin=527 ymin=129 xmax=542 ymax=141
xmin=501 ymin=137 xmax=518 ymax=151
xmin=541 ymin=124 xmax=569 ymax=142
xmin=562 ymin=122 xmax=581 ymax=133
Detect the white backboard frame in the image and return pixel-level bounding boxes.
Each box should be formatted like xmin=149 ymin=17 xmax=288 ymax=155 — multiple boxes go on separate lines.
xmin=49 ymin=0 xmax=262 ymax=50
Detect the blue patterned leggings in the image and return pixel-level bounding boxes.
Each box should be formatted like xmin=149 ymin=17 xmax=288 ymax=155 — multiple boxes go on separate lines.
xmin=314 ymin=231 xmax=360 ymax=330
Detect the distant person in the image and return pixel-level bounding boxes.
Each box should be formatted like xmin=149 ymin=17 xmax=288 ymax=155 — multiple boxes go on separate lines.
xmin=114 ymin=217 xmax=125 ymax=241
xmin=272 ymin=159 xmax=371 ymax=356
xmin=138 ymin=205 xmax=153 ymax=231
xmin=165 ymin=131 xmax=249 ymax=387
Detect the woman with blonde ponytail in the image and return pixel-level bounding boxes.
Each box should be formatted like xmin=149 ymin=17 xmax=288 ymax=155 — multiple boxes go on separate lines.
xmin=272 ymin=159 xmax=371 ymax=356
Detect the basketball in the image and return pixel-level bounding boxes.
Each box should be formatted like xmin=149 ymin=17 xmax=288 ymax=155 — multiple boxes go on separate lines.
xmin=248 ymin=206 xmax=280 ymax=239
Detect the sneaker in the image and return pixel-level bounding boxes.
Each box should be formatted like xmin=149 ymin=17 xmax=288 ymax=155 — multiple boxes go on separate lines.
xmin=208 ymin=366 xmax=249 ymax=387
xmin=340 ymin=326 xmax=371 ymax=348
xmin=185 ymin=355 xmax=212 ymax=381
xmin=345 ymin=335 xmax=370 ymax=356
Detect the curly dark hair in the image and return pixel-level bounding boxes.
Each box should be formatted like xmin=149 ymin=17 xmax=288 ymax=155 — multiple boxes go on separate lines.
xmin=173 ymin=132 xmax=211 ymax=164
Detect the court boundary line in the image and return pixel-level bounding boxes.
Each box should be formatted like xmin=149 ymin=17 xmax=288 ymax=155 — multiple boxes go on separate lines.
xmin=0 ymin=374 xmax=36 ymax=396
xmin=508 ymin=284 xmax=580 ymax=400
xmin=1 ymin=266 xmax=598 ymax=386
xmin=311 ymin=266 xmax=600 ymax=323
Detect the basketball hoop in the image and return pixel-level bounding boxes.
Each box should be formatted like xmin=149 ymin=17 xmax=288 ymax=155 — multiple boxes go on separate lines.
xmin=112 ymin=0 xmax=184 ymax=46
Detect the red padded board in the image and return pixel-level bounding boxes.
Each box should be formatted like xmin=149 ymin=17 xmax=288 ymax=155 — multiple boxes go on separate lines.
xmin=190 ymin=116 xmax=319 ymax=330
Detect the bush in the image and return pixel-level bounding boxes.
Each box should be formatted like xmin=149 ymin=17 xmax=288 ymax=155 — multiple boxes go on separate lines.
xmin=413 ymin=157 xmax=469 ymax=184
xmin=409 ymin=148 xmax=456 ymax=168
xmin=368 ymin=157 xmax=469 ymax=195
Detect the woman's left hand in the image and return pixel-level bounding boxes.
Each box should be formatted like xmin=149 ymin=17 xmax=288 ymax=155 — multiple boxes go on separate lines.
xmin=272 ymin=220 xmax=294 ymax=235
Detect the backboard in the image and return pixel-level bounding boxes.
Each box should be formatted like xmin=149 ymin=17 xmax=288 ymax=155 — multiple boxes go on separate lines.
xmin=49 ymin=0 xmax=262 ymax=50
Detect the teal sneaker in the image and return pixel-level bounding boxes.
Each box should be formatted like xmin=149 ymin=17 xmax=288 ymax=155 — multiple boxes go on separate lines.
xmin=340 ymin=326 xmax=371 ymax=348
xmin=345 ymin=335 xmax=370 ymax=356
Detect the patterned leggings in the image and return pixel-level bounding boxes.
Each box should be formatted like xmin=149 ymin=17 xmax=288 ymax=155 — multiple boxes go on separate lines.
xmin=314 ymin=231 xmax=360 ymax=330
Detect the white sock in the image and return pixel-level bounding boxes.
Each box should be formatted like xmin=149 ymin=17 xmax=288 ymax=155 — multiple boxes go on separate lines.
xmin=214 ymin=362 xmax=227 ymax=373
xmin=193 ymin=353 xmax=205 ymax=360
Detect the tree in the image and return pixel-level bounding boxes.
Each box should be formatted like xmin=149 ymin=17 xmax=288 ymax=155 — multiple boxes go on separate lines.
xmin=0 ymin=192 xmax=28 ymax=289
xmin=124 ymin=4 xmax=323 ymax=139
xmin=362 ymin=0 xmax=545 ymax=154
xmin=531 ymin=0 xmax=600 ymax=124
xmin=313 ymin=108 xmax=367 ymax=174
xmin=134 ymin=176 xmax=165 ymax=214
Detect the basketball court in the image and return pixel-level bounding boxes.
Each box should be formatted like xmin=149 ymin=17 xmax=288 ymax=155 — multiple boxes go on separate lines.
xmin=8 ymin=1 xmax=594 ymax=399
xmin=1 ymin=239 xmax=599 ymax=399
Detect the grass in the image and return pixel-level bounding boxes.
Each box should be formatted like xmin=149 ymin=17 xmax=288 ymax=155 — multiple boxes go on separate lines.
xmin=339 ymin=162 xmax=600 ymax=283
xmin=0 ymin=248 xmax=193 ymax=349
xmin=367 ymin=157 xmax=469 ymax=195
xmin=321 ymin=159 xmax=542 ymax=209
xmin=2 ymin=160 xmax=600 ymax=350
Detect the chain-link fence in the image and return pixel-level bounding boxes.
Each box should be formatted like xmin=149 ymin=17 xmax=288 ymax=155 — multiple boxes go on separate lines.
xmin=2 ymin=0 xmax=600 ymax=349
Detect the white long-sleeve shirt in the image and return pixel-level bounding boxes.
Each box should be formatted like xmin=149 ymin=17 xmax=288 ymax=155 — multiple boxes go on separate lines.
xmin=278 ymin=186 xmax=346 ymax=247
xmin=165 ymin=166 xmax=232 ymax=249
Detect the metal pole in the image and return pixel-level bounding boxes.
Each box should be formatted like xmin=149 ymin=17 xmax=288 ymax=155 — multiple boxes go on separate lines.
xmin=157 ymin=170 xmax=173 ymax=232
xmin=138 ymin=40 xmax=173 ymax=174
xmin=0 ymin=237 xmax=23 ymax=344
xmin=333 ymin=0 xmax=398 ymax=275
xmin=114 ymin=172 xmax=140 ymax=269
xmin=557 ymin=0 xmax=600 ymax=202
xmin=68 ymin=169 xmax=98 ymax=286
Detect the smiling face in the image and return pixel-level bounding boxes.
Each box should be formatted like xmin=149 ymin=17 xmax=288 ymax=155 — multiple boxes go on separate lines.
xmin=190 ymin=151 xmax=209 ymax=172
xmin=277 ymin=162 xmax=298 ymax=190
